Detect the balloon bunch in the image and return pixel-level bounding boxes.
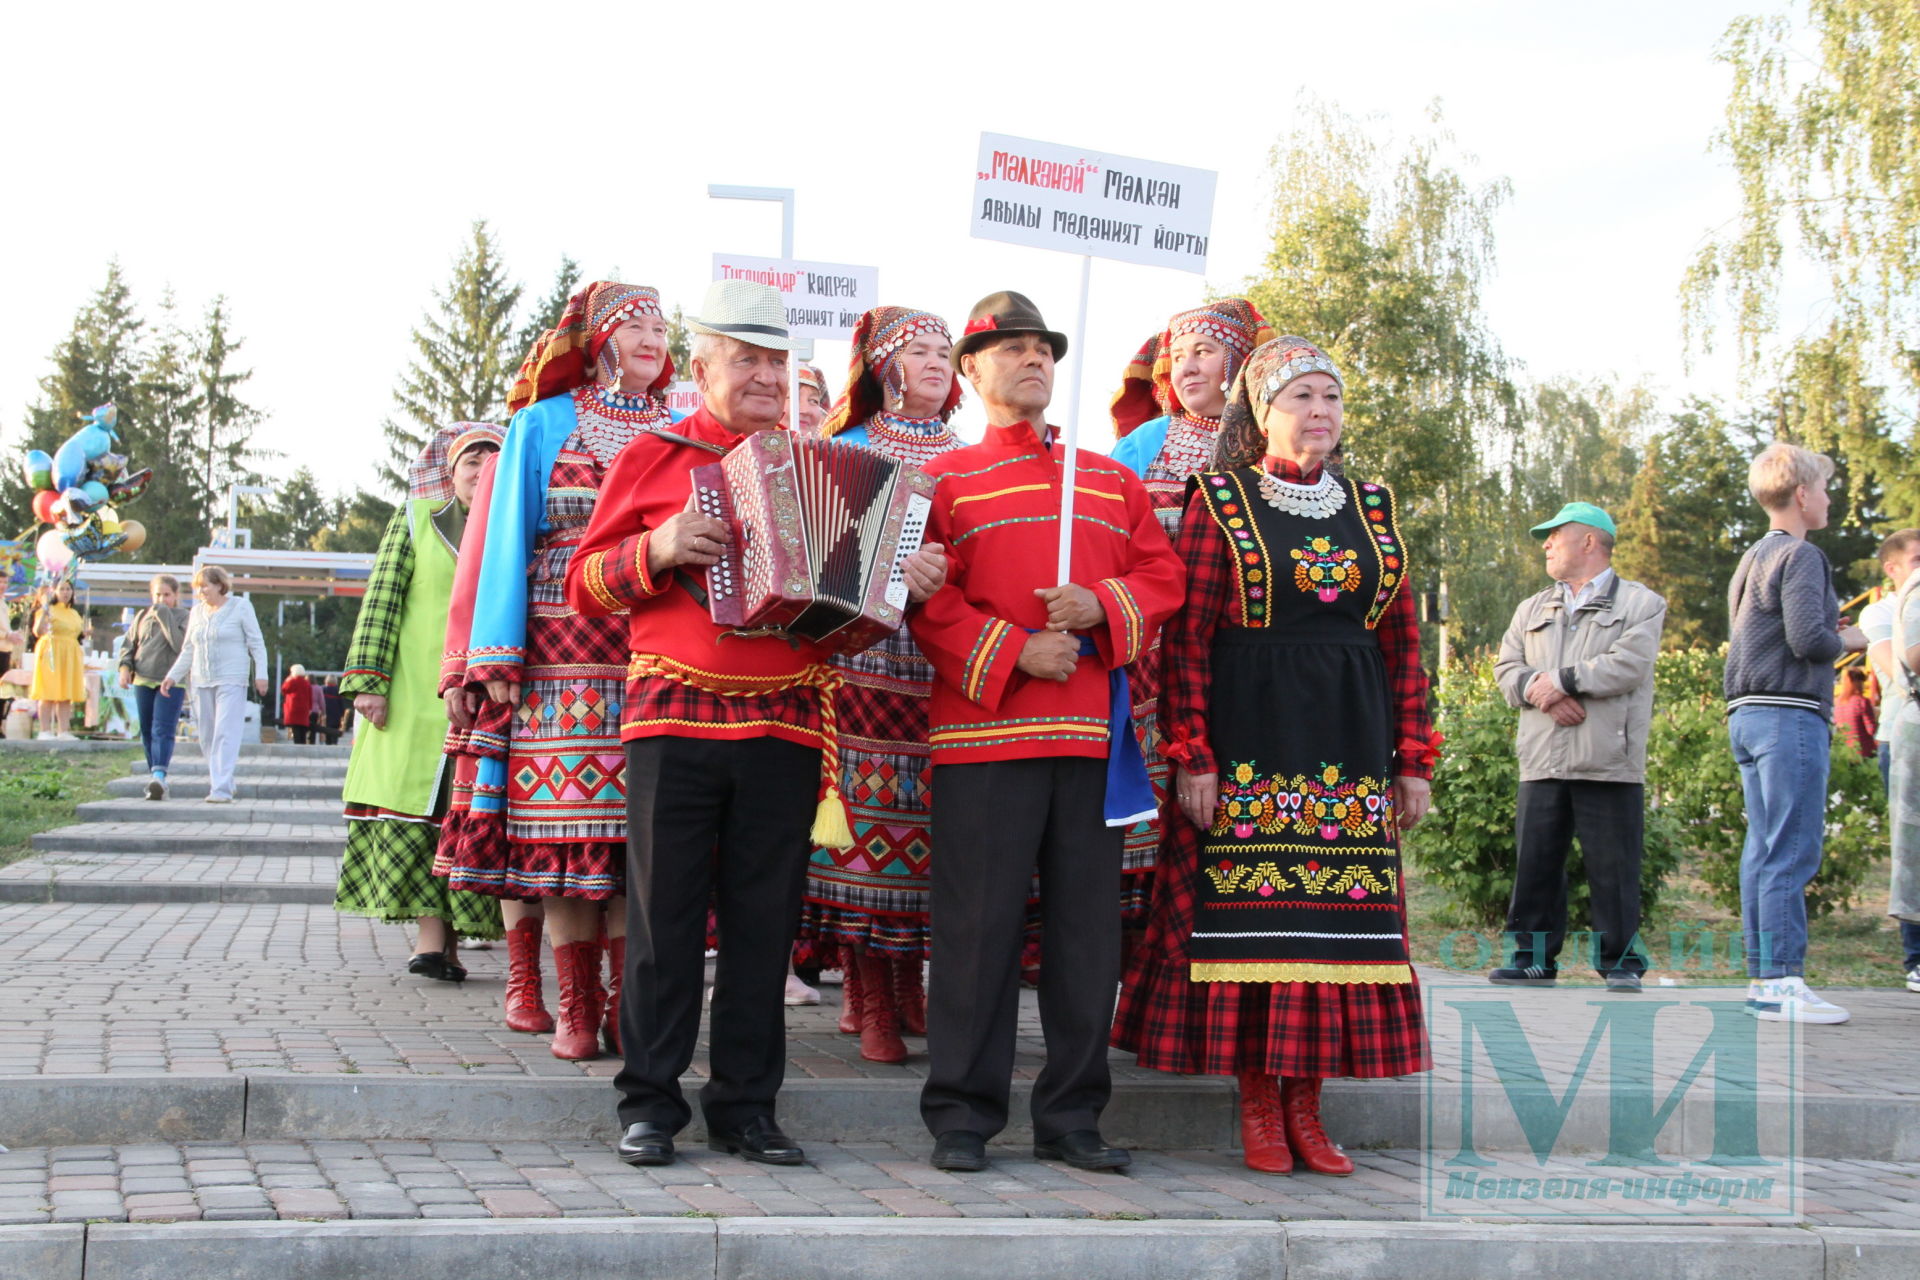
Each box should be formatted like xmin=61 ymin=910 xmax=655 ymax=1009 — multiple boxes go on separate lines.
xmin=22 ymin=403 xmax=151 ymax=580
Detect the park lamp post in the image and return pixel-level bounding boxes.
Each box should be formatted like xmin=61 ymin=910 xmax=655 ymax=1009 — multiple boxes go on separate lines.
xmin=705 ymin=185 xmax=810 ymax=421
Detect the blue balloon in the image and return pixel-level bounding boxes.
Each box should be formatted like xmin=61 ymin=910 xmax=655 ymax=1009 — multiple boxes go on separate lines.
xmin=22 ymin=449 xmax=52 ymax=491
xmin=81 ymin=480 xmax=109 ymax=508
xmin=52 ymin=436 xmax=89 ymax=491
xmin=73 ymin=420 xmax=116 ymax=463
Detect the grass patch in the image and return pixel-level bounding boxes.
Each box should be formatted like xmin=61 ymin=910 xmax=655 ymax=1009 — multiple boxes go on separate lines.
xmin=1408 ymin=847 xmax=1912 ymax=990
xmin=0 ymin=747 xmax=140 ymax=869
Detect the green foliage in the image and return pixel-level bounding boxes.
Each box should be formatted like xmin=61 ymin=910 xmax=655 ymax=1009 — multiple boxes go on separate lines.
xmin=380 ymin=219 xmax=525 ymax=490
xmin=1411 ymin=657 xmax=1685 ymax=929
xmin=1244 ymin=97 xmax=1520 ymax=667
xmin=1413 ymin=648 xmax=1875 ymax=930
xmin=1684 ymin=2 xmax=1920 ymax=385
xmin=1650 ymin=648 xmax=1876 ymax=919
xmin=2 ymin=264 xmax=265 ymax=564
xmin=0 ymin=756 xmax=75 ymax=802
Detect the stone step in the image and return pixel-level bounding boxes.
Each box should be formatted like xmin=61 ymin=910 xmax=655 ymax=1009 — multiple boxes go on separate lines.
xmin=74 ymin=799 xmax=344 ymax=826
xmin=10 ymin=1219 xmax=1907 ymax=1280
xmin=171 ymin=742 xmax=355 ymax=761
xmin=29 ymin=823 xmax=344 ymax=857
xmin=106 ymin=777 xmax=342 ymax=801
xmin=126 ymin=759 xmax=347 ymax=778
xmin=0 ymin=853 xmax=340 ymax=905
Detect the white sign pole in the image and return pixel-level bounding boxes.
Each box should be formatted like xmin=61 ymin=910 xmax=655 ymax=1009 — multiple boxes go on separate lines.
xmin=1056 ymin=254 xmax=1092 ymax=587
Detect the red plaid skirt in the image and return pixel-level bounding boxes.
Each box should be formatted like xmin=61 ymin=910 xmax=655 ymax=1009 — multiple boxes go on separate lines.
xmin=1112 ymin=810 xmax=1430 ymax=1079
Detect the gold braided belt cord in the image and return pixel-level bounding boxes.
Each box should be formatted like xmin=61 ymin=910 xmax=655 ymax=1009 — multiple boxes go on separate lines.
xmin=625 ymin=653 xmax=855 ymax=849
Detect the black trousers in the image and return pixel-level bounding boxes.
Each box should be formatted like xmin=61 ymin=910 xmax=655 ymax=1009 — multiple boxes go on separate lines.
xmin=1503 ymin=779 xmax=1646 ymax=975
xmin=613 ymin=736 xmax=819 ymax=1134
xmin=921 ymin=757 xmax=1121 ymax=1142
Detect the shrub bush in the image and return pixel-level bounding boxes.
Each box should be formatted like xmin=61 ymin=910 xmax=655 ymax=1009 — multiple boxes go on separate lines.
xmin=1408 ymin=656 xmax=1683 ymax=927
xmin=1410 ymin=647 xmax=1878 ymax=927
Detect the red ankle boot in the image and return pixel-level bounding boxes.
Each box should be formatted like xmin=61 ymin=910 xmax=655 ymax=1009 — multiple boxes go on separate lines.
xmin=1237 ymin=1070 xmax=1292 ymax=1173
xmin=893 ymin=956 xmax=927 ymax=1037
xmin=603 ymin=934 xmax=625 ymax=1055
xmin=1281 ymin=1076 xmax=1353 ymax=1175
xmin=837 ymin=949 xmax=864 ymax=1035
xmin=854 ymin=951 xmax=907 ymax=1064
xmin=503 ymin=918 xmax=554 ymax=1034
xmin=549 ymin=940 xmax=604 ymax=1061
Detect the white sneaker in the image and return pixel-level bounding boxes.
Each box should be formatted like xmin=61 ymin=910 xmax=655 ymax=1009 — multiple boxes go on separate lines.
xmin=1749 ymin=976 xmax=1850 ymax=1024
xmin=1905 ymin=966 xmax=1920 ymax=994
xmin=784 ymin=975 xmax=821 ymax=1007
xmin=144 ymin=778 xmax=164 ymax=801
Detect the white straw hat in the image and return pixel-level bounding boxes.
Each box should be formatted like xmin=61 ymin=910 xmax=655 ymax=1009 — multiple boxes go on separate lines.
xmin=687 ymin=279 xmax=797 ymax=351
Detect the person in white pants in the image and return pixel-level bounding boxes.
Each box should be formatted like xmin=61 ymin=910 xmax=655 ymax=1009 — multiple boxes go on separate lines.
xmin=160 ymin=565 xmax=268 ymax=803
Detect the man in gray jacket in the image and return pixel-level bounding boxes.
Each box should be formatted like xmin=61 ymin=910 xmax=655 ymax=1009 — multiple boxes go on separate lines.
xmin=1491 ymin=503 xmax=1667 ymax=991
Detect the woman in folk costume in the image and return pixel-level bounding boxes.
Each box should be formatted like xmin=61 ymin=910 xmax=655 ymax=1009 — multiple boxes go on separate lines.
xmin=439 ymin=281 xmax=676 ymax=1060
xmin=798 ymin=306 xmax=965 ymax=1063
xmin=336 ymin=424 xmax=506 ymax=980
xmin=1107 ymin=299 xmax=1274 ymax=925
xmin=1113 ymin=337 xmax=1439 ymax=1176
xmin=438 ymin=448 xmax=552 ymax=1030
xmin=796 ymin=363 xmax=831 ymax=434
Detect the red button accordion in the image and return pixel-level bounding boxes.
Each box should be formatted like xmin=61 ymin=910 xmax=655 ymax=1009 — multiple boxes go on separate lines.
xmin=690 ymin=432 xmax=936 ymax=655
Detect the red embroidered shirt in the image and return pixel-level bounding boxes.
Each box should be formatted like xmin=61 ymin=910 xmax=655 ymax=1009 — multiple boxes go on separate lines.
xmin=1160 ymin=482 xmax=1434 ymax=781
xmin=563 ymin=407 xmax=826 ymax=746
xmin=909 ymin=420 xmax=1186 ymax=764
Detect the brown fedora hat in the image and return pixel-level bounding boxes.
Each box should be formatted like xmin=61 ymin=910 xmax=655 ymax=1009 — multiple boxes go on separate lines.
xmin=951 ymin=290 xmax=1069 ymax=369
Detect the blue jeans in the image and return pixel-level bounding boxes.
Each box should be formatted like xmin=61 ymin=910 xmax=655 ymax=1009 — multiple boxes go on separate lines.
xmin=132 ymin=683 xmax=186 ymax=775
xmin=1876 ymin=741 xmax=1920 ymax=969
xmin=1730 ymin=704 xmax=1831 ymax=979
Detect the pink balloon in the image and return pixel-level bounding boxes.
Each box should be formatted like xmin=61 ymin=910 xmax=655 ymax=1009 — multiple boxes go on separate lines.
xmin=35 ymin=528 xmax=70 ymax=575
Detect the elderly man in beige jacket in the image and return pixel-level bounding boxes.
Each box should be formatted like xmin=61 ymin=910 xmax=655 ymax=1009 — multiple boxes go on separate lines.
xmin=1491 ymin=503 xmax=1667 ymax=992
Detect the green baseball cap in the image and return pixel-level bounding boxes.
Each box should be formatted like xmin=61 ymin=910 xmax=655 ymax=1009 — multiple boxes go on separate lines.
xmin=1530 ymin=501 xmax=1616 ymax=540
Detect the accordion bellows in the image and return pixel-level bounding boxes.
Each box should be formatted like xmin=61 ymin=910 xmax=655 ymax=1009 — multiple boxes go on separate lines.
xmin=692 ymin=433 xmax=936 ymax=655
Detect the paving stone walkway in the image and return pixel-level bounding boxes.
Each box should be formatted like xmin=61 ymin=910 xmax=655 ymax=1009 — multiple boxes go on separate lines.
xmin=5 ymin=742 xmax=1919 ymax=1251
xmin=1 ymin=1140 xmax=1914 ymax=1229
xmin=4 ymin=899 xmax=1919 ymax=1091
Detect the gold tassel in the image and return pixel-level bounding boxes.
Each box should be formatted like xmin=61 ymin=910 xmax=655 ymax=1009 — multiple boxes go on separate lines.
xmin=811 ymin=784 xmax=856 ymax=851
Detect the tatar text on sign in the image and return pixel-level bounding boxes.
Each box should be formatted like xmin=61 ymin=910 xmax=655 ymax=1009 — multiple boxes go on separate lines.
xmin=710 ymin=255 xmax=880 ymax=341
xmin=970 ymin=132 xmax=1217 ymax=274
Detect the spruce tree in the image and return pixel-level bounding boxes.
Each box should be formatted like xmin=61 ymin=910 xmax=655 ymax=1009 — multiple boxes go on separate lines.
xmin=380 ymin=220 xmax=523 ymax=489
xmin=126 ymin=292 xmax=210 ymax=563
xmin=516 ymin=253 xmax=579 ymax=358
xmin=187 ymin=296 xmax=264 ymax=513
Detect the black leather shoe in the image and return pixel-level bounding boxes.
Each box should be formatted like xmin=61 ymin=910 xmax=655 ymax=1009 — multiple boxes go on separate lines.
xmin=707 ymin=1114 xmax=804 ymax=1166
xmin=617 ymin=1121 xmax=675 ymax=1166
xmin=1033 ymin=1130 xmax=1131 ymax=1171
xmin=406 ymin=951 xmax=467 ymax=983
xmin=930 ymin=1130 xmax=988 ymax=1172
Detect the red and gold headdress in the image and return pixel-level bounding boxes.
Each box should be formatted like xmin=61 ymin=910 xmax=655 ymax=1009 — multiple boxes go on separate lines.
xmin=1109 ymin=297 xmax=1274 ymax=436
xmin=821 ymin=307 xmax=962 ymax=437
xmin=506 ymin=281 xmax=674 ymax=413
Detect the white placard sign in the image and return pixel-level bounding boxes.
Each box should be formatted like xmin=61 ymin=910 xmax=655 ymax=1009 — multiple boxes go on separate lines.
xmin=970 ymin=132 xmax=1216 ymax=274
xmin=710 ymin=255 xmax=880 ymax=341
xmin=664 ymin=381 xmax=702 ymax=418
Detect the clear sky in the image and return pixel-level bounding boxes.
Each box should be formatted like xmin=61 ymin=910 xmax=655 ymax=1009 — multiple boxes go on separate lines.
xmin=0 ymin=0 xmax=1768 ymax=497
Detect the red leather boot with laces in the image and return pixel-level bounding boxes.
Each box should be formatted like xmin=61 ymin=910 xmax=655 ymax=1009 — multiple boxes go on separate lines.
xmin=602 ymin=934 xmax=625 ymax=1055
xmin=854 ymin=951 xmax=907 ymax=1063
xmin=1236 ymin=1070 xmax=1292 ymax=1173
xmin=893 ymin=956 xmax=927 ymax=1037
xmin=837 ymin=949 xmax=864 ymax=1035
xmin=502 ymin=917 xmax=553 ymax=1034
xmin=1281 ymin=1076 xmax=1353 ymax=1175
xmin=549 ymin=939 xmax=605 ymax=1061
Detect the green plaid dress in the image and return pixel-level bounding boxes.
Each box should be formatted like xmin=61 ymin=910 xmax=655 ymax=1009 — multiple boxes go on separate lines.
xmin=335 ymin=501 xmax=502 ymax=938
